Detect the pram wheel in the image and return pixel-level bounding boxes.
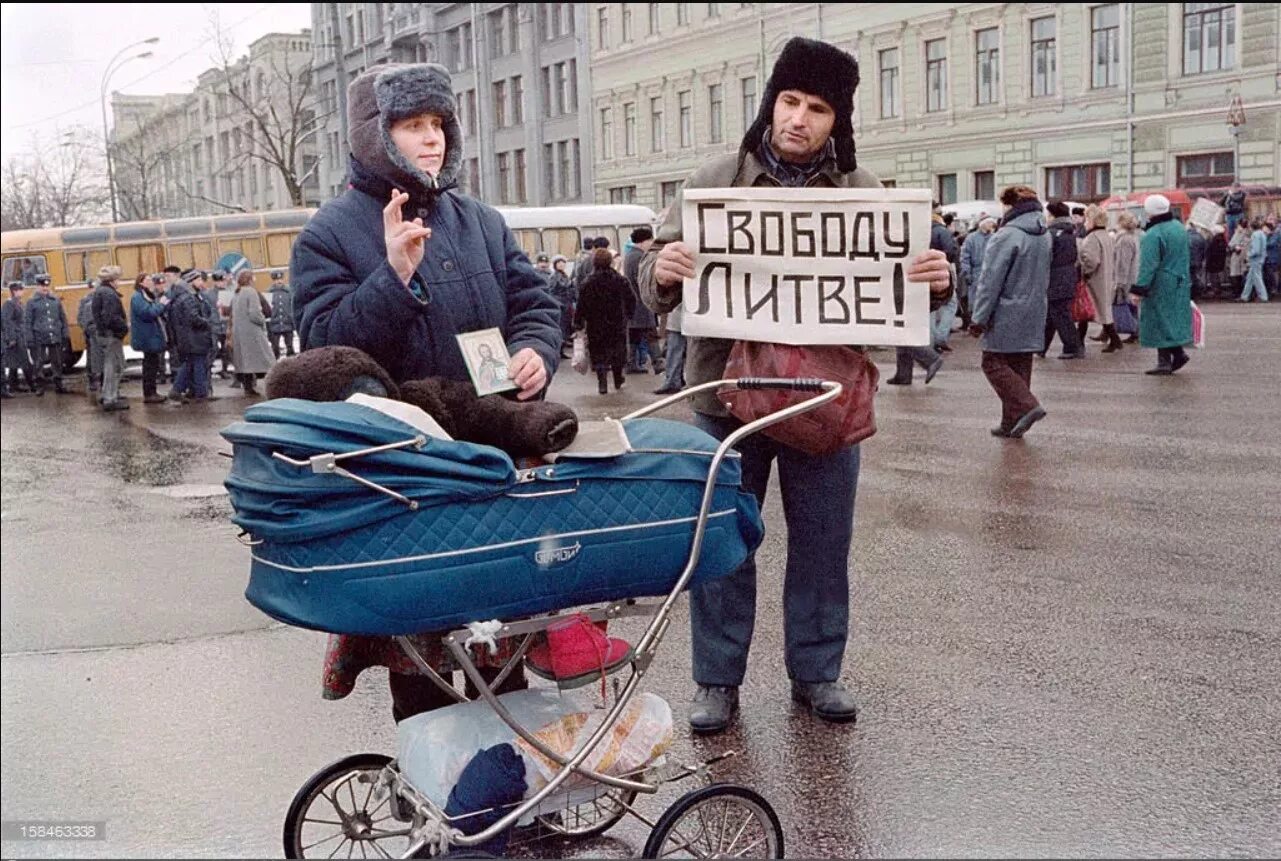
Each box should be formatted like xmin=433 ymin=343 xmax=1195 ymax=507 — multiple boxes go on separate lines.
xmin=642 ymin=784 xmax=783 ymax=859
xmin=534 ymin=788 xmax=637 ymax=839
xmin=283 ymin=752 xmax=413 ymax=859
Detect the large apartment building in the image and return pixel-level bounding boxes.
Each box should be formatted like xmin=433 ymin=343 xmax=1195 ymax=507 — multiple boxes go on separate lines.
xmin=310 ymin=2 xmax=595 ymax=208
xmin=109 ymin=31 xmax=322 ymax=220
xmin=590 ymin=3 xmax=1280 ymax=212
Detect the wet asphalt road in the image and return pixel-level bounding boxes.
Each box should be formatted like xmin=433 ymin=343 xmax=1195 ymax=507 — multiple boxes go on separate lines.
xmin=2 ymin=302 xmax=1279 ymax=858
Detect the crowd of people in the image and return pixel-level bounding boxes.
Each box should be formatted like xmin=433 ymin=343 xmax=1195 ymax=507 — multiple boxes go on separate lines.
xmin=1 ymin=266 xmax=297 ymax=406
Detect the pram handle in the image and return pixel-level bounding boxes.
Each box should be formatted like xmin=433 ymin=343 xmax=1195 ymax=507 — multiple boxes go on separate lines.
xmin=734 ymin=377 xmax=830 ymax=392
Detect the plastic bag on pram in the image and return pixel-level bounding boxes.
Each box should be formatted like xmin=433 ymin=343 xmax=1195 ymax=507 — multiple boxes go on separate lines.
xmin=396 ymin=688 xmax=673 ymax=808
xmin=221 ymin=398 xmax=763 ymax=635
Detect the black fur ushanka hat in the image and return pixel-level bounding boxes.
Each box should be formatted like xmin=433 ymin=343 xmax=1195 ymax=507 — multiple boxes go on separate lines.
xmin=742 ymin=37 xmax=860 ymax=173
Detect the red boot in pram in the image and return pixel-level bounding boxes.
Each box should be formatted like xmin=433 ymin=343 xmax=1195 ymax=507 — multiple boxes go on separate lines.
xmin=525 ymin=614 xmax=633 ymax=690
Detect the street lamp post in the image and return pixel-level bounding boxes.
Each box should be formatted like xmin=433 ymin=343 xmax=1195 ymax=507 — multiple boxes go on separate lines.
xmin=100 ymin=37 xmax=159 ymax=223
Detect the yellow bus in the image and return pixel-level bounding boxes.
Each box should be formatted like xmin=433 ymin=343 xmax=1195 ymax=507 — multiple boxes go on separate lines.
xmin=1 ymin=209 xmax=315 ymax=366
xmin=497 ymin=203 xmax=658 ymax=260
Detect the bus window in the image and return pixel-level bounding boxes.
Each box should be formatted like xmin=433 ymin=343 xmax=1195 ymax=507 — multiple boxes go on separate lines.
xmin=64 ymin=249 xmax=113 ymax=284
xmin=265 ymin=233 xmax=294 ymax=267
xmin=586 ymin=226 xmax=619 ymax=249
xmin=511 ymin=228 xmax=540 ymax=257
xmin=3 ymin=255 xmax=48 ymax=285
xmin=541 ymin=227 xmax=581 ymax=258
xmin=115 ymin=244 xmax=165 ymax=281
xmin=167 ymin=241 xmax=215 ymax=271
xmin=220 ymin=237 xmax=265 ymax=268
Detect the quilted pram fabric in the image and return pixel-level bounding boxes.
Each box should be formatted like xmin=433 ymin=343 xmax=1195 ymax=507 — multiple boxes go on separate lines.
xmin=222 ymin=399 xmax=763 ymax=635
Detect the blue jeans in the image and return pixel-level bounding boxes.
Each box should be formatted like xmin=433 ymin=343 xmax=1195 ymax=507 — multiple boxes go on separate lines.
xmin=629 ymin=329 xmax=652 ymax=370
xmin=931 ymin=292 xmax=958 ymax=347
xmin=1240 ymin=263 xmax=1270 ymax=301
xmin=1226 ymin=213 xmax=1242 ymax=235
xmin=172 ymin=353 xmax=210 ymax=399
xmin=690 ymin=412 xmax=861 ymax=686
xmin=661 ymin=330 xmax=687 ymax=390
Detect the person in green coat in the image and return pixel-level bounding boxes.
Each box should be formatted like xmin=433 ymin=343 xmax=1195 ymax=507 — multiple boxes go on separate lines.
xmin=1131 ymin=194 xmax=1192 ymax=375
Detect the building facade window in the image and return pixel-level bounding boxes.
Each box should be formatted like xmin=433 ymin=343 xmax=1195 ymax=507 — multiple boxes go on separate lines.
xmin=925 ymin=39 xmax=947 ymax=113
xmin=1045 ymin=163 xmax=1111 ymax=202
xmin=609 ymin=185 xmax=637 ymax=204
xmin=493 ymin=79 xmax=508 ymax=127
xmin=544 ymin=143 xmax=556 ymax=198
xmin=623 ymin=102 xmax=637 ymax=156
xmin=564 ymin=59 xmax=578 ymax=112
xmin=1176 ymin=151 xmax=1235 ymax=188
xmin=708 ymin=83 xmax=724 ymax=143
xmin=1030 ymin=17 xmax=1057 ymax=97
xmin=1183 ymin=2 xmax=1235 ymax=75
xmin=514 ymin=148 xmax=527 ymax=204
xmin=600 ymin=107 xmax=614 ymax=159
xmin=741 ymin=76 xmax=757 ymax=128
xmin=676 ymin=3 xmax=689 ymax=26
xmin=650 ymin=96 xmax=665 ymax=152
xmin=974 ymin=170 xmax=995 ymax=200
xmin=511 ymin=75 xmax=524 ymax=125
xmin=879 ymin=48 xmax=899 ymax=118
xmin=447 ymin=24 xmax=473 ymax=71
xmin=542 ymin=67 xmax=555 ymax=117
xmin=678 ymin=90 xmax=693 ymax=147
xmin=597 ymin=7 xmax=609 ymax=50
xmin=622 ymin=4 xmax=633 ymax=41
xmin=708 ymin=3 xmax=720 ymax=16
xmin=466 ymin=158 xmax=480 ymax=197
xmin=648 ymin=3 xmax=660 ymax=34
xmin=1091 ymin=4 xmax=1121 ymax=88
xmin=660 ymin=180 xmax=681 ymax=208
xmin=497 ymin=152 xmax=511 ymax=203
xmin=465 ymin=90 xmax=477 ymax=135
xmin=975 ymin=27 xmax=1000 ymax=105
xmin=936 ymin=173 xmax=957 ymax=206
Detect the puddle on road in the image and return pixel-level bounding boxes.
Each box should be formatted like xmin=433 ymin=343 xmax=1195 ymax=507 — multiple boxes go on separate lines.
xmin=98 ymin=424 xmax=205 ymax=487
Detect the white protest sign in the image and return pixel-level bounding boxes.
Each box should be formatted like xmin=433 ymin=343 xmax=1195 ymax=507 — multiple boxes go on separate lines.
xmin=1188 ymin=197 xmax=1223 ymax=230
xmin=680 ymin=187 xmax=933 ymax=346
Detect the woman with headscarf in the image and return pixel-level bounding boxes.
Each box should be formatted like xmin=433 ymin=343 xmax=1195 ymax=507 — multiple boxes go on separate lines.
xmin=1131 ymin=194 xmax=1192 ymax=375
xmin=1078 ymin=204 xmax=1120 ymax=353
xmin=574 ymin=247 xmax=635 ymax=394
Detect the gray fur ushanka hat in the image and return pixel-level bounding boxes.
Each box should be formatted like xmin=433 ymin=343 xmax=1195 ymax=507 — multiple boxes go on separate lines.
xmin=347 ymin=63 xmax=463 ymax=193
xmin=742 ymin=37 xmax=860 ymax=172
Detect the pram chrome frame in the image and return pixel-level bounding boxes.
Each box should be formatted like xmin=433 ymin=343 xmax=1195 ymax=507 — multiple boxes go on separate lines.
xmin=283 ymin=377 xmax=840 ymax=857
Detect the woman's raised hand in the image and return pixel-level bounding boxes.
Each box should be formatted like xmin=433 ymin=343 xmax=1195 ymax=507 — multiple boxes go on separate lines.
xmin=384 ymin=189 xmax=432 ymax=285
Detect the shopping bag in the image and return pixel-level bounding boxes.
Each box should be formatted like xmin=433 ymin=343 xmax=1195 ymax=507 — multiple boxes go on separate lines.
xmin=571 ymin=330 xmax=589 ymax=373
xmin=1112 ymin=289 xmax=1139 ymax=335
xmin=1190 ymin=301 xmax=1205 ymax=349
xmin=1071 ymin=280 xmax=1097 ymax=323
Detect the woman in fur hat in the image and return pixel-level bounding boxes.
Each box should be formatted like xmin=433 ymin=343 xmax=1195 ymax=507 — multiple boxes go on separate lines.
xmin=291 ymin=63 xmax=562 ymax=721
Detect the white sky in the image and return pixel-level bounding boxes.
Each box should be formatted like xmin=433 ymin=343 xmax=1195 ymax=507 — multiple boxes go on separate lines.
xmin=1 ymin=3 xmax=313 ymax=164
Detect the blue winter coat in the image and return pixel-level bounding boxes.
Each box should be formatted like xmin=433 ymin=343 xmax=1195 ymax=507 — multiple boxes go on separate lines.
xmin=971 ymin=207 xmax=1051 ymax=353
xmin=959 ymin=230 xmax=990 ymax=292
xmin=292 ymin=165 xmax=560 ymax=386
xmin=129 ymin=287 xmax=168 ymax=354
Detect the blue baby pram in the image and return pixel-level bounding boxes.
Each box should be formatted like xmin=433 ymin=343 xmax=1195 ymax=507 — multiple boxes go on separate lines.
xmin=229 ymin=379 xmax=842 ymax=859
xmin=222 ymin=398 xmax=764 ymax=635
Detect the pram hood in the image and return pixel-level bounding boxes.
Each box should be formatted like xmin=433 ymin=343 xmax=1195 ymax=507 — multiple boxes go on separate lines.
xmin=221 ymin=398 xmax=745 ymax=545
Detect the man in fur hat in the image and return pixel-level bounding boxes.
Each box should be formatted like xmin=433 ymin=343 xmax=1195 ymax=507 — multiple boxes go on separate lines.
xmin=639 ymin=37 xmax=953 ymax=734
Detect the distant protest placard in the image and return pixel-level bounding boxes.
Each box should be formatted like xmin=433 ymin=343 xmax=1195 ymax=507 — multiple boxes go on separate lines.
xmin=1188 ymin=197 xmax=1224 ymax=230
xmin=680 ymin=187 xmax=933 ymax=346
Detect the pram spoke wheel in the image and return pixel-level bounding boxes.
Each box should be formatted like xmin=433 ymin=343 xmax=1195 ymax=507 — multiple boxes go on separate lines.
xmin=642 ymin=784 xmax=783 ymax=859
xmin=534 ymin=788 xmax=637 ymax=839
xmin=284 ymin=753 xmax=412 ymax=860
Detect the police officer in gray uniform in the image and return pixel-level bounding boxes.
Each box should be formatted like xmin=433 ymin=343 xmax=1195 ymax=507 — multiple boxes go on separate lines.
xmin=3 ymin=282 xmax=37 ymax=397
xmin=25 ymin=273 xmax=71 ymax=394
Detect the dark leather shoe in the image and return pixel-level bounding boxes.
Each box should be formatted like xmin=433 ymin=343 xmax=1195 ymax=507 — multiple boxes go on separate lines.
xmin=1145 ymin=365 xmax=1173 ymax=376
xmin=1008 ymin=405 xmax=1047 ymax=438
xmin=990 ymin=426 xmax=1012 ymax=437
xmin=653 ymin=385 xmax=682 ymax=395
xmin=924 ymin=357 xmax=944 ymax=384
xmin=689 ymin=685 xmax=738 ymax=735
xmin=791 ymin=681 xmax=858 ymax=723
xmin=1171 ymin=352 xmax=1190 ymax=372
xmin=885 ymin=376 xmax=911 ymax=386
